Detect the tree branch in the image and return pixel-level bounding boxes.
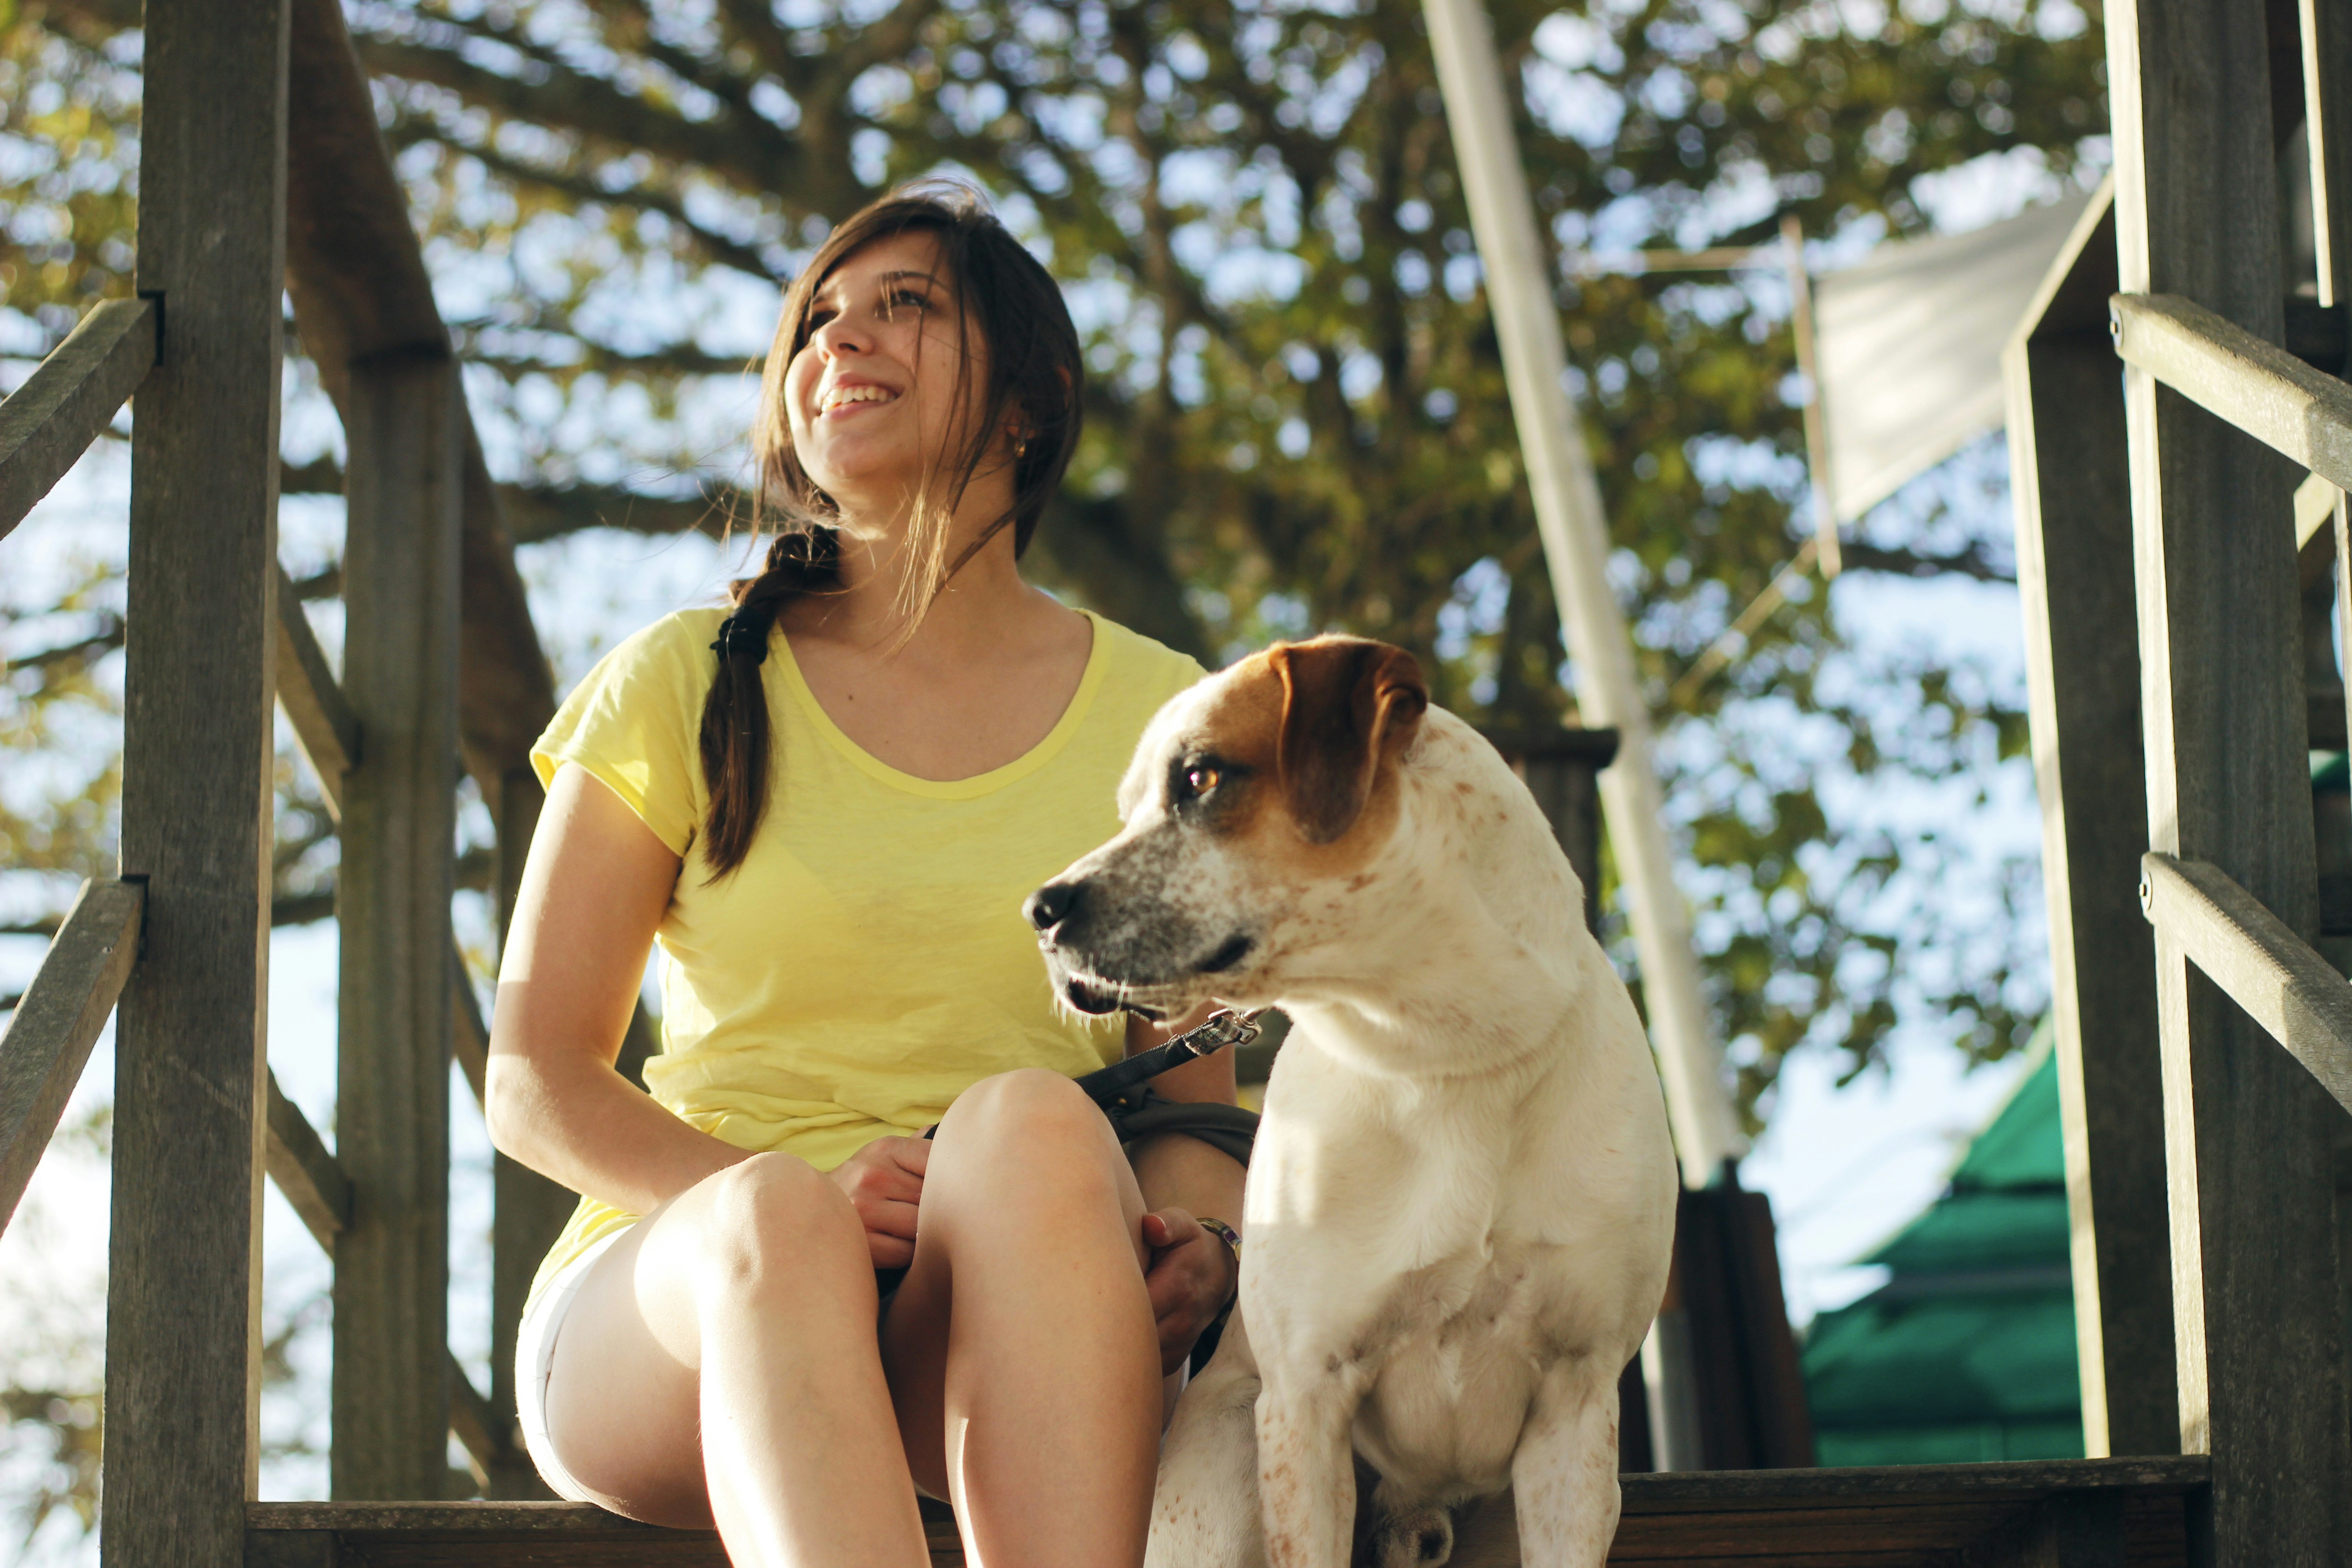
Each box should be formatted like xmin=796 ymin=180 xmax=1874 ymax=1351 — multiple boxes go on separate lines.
xmin=1837 ymin=539 xmax=2015 ymax=583
xmin=386 ymin=114 xmax=781 ymax=280
xmin=356 ymin=32 xmax=805 ymax=199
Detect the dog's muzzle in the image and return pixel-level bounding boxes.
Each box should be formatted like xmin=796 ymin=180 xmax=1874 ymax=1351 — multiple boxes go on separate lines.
xmin=1024 ymin=876 xmax=1256 ymax=1015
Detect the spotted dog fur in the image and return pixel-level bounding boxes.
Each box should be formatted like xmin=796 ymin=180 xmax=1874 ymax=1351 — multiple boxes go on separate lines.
xmin=1028 ymin=636 xmax=1678 ymax=1568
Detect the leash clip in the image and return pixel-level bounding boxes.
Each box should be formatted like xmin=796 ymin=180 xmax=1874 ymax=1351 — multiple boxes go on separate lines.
xmin=1171 ymin=1007 xmax=1264 ymax=1061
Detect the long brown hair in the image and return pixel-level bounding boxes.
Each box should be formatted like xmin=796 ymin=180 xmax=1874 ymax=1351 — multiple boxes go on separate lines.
xmin=696 ymin=180 xmax=1084 ymax=875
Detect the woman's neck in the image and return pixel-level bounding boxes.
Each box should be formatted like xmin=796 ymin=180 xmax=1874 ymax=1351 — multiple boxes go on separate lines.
xmin=784 ymin=491 xmax=1058 ymax=659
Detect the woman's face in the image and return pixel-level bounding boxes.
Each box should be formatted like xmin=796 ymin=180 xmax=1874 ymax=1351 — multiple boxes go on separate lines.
xmin=783 ymin=230 xmax=998 ymax=526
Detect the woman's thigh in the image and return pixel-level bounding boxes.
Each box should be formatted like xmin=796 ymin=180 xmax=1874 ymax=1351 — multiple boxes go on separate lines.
xmin=541 ymin=1152 xmax=882 ymax=1526
xmin=878 ymin=1068 xmax=1153 ymax=1496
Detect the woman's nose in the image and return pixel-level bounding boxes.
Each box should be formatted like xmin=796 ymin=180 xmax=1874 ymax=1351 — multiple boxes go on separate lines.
xmin=810 ymin=313 xmax=874 ymax=358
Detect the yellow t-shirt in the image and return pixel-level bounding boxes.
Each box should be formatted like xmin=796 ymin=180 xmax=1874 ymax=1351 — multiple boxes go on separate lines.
xmin=523 ymin=606 xmax=1205 ymax=1309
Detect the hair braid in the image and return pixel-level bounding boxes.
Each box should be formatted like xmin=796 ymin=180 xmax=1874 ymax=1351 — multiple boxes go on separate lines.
xmin=696 ymin=527 xmax=842 ymax=876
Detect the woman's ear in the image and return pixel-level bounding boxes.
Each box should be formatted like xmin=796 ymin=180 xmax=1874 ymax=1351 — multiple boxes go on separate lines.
xmin=1270 ymin=637 xmax=1428 ymax=844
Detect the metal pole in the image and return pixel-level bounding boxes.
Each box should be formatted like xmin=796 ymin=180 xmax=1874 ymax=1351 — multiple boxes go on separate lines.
xmin=1420 ymin=0 xmax=1747 ymax=1183
xmin=1781 ymin=213 xmax=1843 ymax=578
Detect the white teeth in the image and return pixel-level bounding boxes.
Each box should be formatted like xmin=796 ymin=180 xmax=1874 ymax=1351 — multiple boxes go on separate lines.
xmin=820 ymin=384 xmax=898 ymax=414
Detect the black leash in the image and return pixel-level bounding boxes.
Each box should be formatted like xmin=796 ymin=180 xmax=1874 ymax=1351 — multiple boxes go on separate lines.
xmin=910 ymin=1008 xmax=1267 ymax=1162
xmin=1073 ymin=1007 xmax=1265 ymax=1107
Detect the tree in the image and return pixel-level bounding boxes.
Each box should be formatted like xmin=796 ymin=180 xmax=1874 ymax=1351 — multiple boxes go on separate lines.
xmin=3 ymin=0 xmax=2103 ymax=1116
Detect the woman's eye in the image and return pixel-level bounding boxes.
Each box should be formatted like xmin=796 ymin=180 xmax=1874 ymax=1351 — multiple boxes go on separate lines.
xmin=886 ymin=289 xmax=931 ymax=315
xmin=808 ymin=305 xmax=838 ymax=330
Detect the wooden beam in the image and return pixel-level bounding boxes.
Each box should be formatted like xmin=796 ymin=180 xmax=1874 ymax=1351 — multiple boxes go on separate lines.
xmin=274 ymin=562 xmax=359 ymax=813
xmin=271 ymin=567 xmax=498 ymax=1133
xmin=281 ymin=0 xmax=557 ymax=803
xmin=263 ymin=1069 xmax=350 ymax=1252
xmin=451 ymin=948 xmax=490 ymax=1108
xmin=446 ymin=1352 xmax=529 ymax=1491
xmin=2303 ymin=0 xmax=2352 ymax=307
xmin=2109 ymin=292 xmax=2352 ymax=488
xmin=2141 ymin=853 xmax=2352 ymax=1115
xmin=332 ymin=348 xmax=463 ymax=1501
xmin=103 ymin=0 xmax=291 ymax=1560
xmin=2004 ymin=189 xmax=2180 ymax=1459
xmin=2106 ymin=0 xmax=2346 ymax=1559
xmin=255 ymin=1087 xmax=529 ymax=1493
xmin=0 ymin=878 xmax=142 ymax=1234
xmin=0 ymin=297 xmax=157 ymax=543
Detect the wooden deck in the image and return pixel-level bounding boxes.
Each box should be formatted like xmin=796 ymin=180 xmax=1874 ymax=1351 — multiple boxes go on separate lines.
xmin=243 ymin=1457 xmax=2208 ymax=1566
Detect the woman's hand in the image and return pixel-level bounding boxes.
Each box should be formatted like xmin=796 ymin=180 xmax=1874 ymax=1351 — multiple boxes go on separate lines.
xmin=829 ymin=1136 xmax=930 ymax=1269
xmin=1140 ymin=1208 xmax=1238 ymax=1375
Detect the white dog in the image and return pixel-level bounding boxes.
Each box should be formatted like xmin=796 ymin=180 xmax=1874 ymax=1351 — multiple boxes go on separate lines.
xmin=1027 ymin=635 xmax=1678 ymax=1568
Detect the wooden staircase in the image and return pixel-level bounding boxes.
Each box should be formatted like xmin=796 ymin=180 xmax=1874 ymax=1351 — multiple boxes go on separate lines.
xmin=242 ymin=1459 xmax=2209 ymax=1566
xmin=0 ymin=0 xmax=2344 ymax=1563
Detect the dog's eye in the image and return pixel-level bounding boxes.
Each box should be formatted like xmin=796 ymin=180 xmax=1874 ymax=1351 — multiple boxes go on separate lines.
xmin=1183 ymin=764 xmax=1221 ymax=797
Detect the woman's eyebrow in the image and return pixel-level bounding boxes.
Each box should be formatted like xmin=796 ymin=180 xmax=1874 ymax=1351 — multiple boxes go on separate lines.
xmin=877 ymin=269 xmax=946 ymax=290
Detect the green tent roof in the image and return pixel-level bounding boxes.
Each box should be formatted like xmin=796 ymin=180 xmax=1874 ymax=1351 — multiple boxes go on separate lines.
xmin=1801 ymin=1025 xmax=2082 ymax=1465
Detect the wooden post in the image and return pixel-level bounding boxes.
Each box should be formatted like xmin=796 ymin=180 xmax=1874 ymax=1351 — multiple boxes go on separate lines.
xmin=101 ymin=0 xmax=291 ymax=1561
xmin=333 ymin=348 xmax=462 ymax=1499
xmin=2107 ymin=0 xmax=2346 ymax=1560
xmin=2003 ymin=188 xmax=2181 ymax=1458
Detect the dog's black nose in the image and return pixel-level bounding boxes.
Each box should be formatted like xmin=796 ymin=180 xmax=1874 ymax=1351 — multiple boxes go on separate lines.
xmin=1025 ymin=880 xmax=1083 ymax=932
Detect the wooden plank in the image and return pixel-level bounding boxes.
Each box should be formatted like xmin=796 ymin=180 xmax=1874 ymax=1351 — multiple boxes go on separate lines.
xmin=281 ymin=0 xmax=558 ymax=805
xmin=240 ymin=1462 xmax=2204 ymax=1567
xmin=0 ymin=297 xmax=157 ymax=543
xmin=2303 ymin=0 xmax=2352 ymax=307
xmin=275 ymin=562 xmax=359 ymax=815
xmin=2140 ymin=853 xmax=2352 ymax=1114
xmin=2105 ymin=1 xmax=2347 ymax=1561
xmin=103 ymin=2 xmax=290 ymax=1563
xmin=0 ymin=877 xmax=142 ymax=1232
xmin=265 ymin=1068 xmax=351 ymax=1251
xmin=333 ymin=348 xmax=463 ymax=1501
xmin=2003 ymin=201 xmax=2180 ymax=1460
xmin=2107 ymin=292 xmax=2352 ymax=489
xmin=270 ymin=592 xmax=495 ymax=1130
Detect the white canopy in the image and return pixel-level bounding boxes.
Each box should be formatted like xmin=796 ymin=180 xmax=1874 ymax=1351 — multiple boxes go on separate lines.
xmin=1814 ymin=194 xmax=2094 ymax=521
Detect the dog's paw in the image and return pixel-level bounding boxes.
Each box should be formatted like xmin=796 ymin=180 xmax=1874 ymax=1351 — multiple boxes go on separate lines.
xmin=1366 ymin=1507 xmax=1452 ymax=1568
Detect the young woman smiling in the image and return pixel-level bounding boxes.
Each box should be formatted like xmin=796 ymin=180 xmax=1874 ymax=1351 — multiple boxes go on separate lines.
xmin=484 ymin=183 xmax=1245 ymax=1568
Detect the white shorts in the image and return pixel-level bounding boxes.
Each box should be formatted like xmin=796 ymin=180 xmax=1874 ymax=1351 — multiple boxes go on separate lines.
xmin=514 ymin=1224 xmax=634 ymax=1504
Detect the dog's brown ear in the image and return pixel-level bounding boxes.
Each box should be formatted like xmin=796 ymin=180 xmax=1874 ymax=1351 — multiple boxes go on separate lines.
xmin=1270 ymin=637 xmax=1429 ymax=844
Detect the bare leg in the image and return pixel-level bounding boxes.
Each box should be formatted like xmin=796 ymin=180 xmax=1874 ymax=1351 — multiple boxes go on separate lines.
xmin=881 ymin=1068 xmax=1163 ymax=1568
xmin=1509 ymin=1358 xmax=1621 ymax=1568
xmin=540 ymin=1152 xmax=931 ymax=1568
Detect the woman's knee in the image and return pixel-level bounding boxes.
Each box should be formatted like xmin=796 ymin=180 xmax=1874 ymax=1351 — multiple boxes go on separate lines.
xmin=669 ymin=1152 xmax=869 ymax=1298
xmin=939 ymin=1068 xmax=1115 ymax=1162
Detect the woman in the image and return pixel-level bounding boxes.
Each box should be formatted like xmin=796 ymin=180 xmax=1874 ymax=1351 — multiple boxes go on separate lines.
xmin=485 ymin=181 xmax=1245 ymax=1568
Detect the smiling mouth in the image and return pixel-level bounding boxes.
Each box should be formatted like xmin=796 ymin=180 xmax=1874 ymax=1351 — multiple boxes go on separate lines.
xmin=818 ymin=385 xmax=900 ymax=417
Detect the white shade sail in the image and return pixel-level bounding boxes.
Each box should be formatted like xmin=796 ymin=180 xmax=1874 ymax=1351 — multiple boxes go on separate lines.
xmin=1815 ymin=194 xmax=2094 ymax=521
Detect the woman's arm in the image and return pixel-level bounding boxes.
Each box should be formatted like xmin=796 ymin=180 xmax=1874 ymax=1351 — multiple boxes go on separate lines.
xmin=485 ymin=763 xmax=751 ymax=1214
xmin=1127 ymin=1009 xmax=1249 ymax=1370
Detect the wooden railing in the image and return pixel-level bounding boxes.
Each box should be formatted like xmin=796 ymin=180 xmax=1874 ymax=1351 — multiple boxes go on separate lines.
xmin=0 ymin=341 xmax=522 ymax=1490
xmin=0 ymin=0 xmax=577 ymax=1515
xmin=0 ymin=297 xmax=157 ymax=543
xmin=2002 ymin=2 xmax=2352 ymax=1558
xmin=0 ymin=879 xmax=144 ymax=1231
xmin=2107 ymin=293 xmax=2352 ymax=494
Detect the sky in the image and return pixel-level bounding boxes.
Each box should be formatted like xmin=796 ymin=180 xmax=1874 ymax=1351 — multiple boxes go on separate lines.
xmin=0 ymin=148 xmax=2083 ymax=1559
